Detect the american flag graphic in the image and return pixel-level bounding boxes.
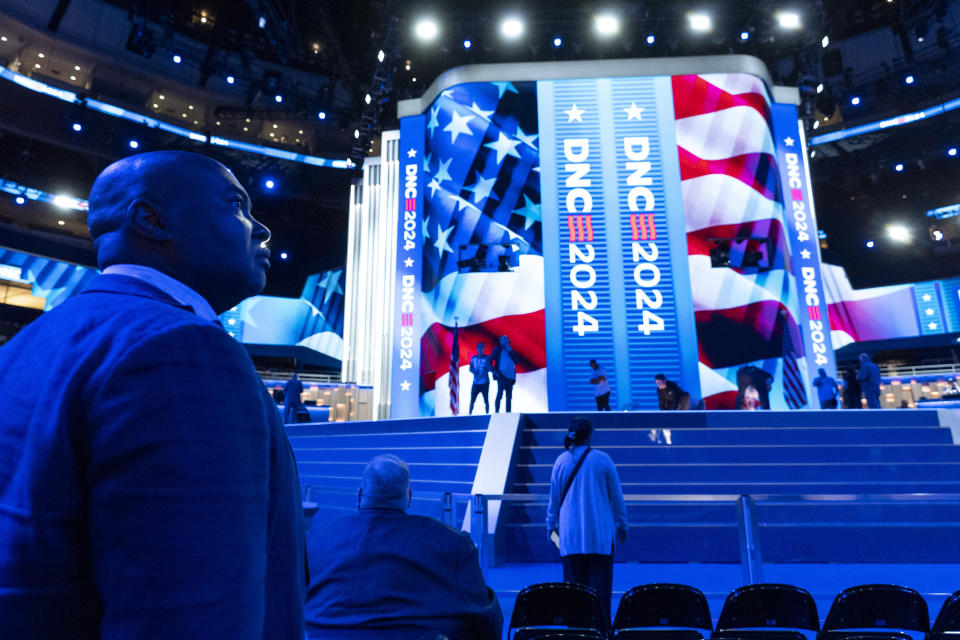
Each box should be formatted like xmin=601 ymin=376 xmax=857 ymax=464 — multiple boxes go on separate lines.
xmin=418 ymin=81 xmax=547 ymax=416
xmin=449 ymin=321 xmax=460 ymax=415
xmin=780 ymin=311 xmax=807 ymax=409
xmin=672 ymin=73 xmax=806 ymax=409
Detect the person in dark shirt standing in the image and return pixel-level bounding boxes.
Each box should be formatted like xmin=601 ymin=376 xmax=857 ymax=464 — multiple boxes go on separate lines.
xmin=491 ymin=335 xmax=518 ymax=412
xmin=857 ymin=353 xmax=883 ymax=408
xmin=813 ymin=367 xmax=838 ymax=409
xmin=283 ymin=372 xmax=304 ymax=423
xmin=655 ymin=373 xmax=690 ymax=410
xmin=589 ymin=359 xmax=611 ymax=411
xmin=842 ymin=368 xmax=862 ymax=409
xmin=468 ymin=342 xmax=492 ymax=414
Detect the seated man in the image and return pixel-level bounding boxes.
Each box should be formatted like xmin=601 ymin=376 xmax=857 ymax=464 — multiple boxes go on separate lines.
xmin=305 ymin=454 xmax=502 ymax=640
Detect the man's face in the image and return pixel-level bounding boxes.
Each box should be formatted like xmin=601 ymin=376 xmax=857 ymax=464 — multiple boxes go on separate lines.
xmin=167 ymin=163 xmax=270 ymax=313
xmin=656 ymin=379 xmax=666 ymax=389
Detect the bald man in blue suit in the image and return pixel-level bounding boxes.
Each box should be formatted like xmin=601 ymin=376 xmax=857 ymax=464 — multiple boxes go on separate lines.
xmin=0 ymin=151 xmax=305 ymax=638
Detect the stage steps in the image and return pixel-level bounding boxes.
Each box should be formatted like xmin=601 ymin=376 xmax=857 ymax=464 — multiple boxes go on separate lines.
xmin=500 ymin=410 xmax=960 ymax=564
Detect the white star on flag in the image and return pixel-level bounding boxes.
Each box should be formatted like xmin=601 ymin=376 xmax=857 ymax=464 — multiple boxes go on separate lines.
xmin=464 ymin=175 xmax=499 ymax=203
xmin=434 ymin=157 xmax=453 ymax=184
xmin=623 ymin=102 xmax=644 ymax=120
xmin=427 ymin=178 xmax=442 ymax=197
xmin=423 ymin=152 xmax=432 ymax=172
xmin=512 ymin=194 xmax=542 ymax=230
xmin=434 ymin=223 xmax=455 ymax=257
xmin=922 ymin=293 xmax=932 ymax=302
xmin=443 ymin=110 xmax=475 ymax=143
xmin=400 ymin=380 xmax=411 ymax=391
xmin=484 ymin=131 xmax=521 ymax=165
xmin=492 ymin=82 xmax=518 ymax=99
xmin=800 ymin=249 xmax=811 ymax=259
xmin=406 ymin=148 xmax=417 ymax=158
xmin=318 ymin=269 xmax=344 ymax=304
xmin=302 ymin=299 xmax=324 ymax=318
xmin=928 ymin=322 xmax=938 ymax=330
xmin=404 ymin=257 xmax=414 ymax=268
xmin=468 ymin=102 xmax=495 ymax=120
xmin=784 ymin=137 xmax=795 ymax=147
xmin=448 ymin=193 xmax=480 ymax=213
xmin=564 ymin=104 xmax=585 ymax=122
xmin=441 ymin=89 xmax=455 ymax=98
xmin=925 ymin=308 xmax=935 ymax=316
xmin=514 ymin=125 xmax=538 ymax=149
xmin=427 ymin=106 xmax=441 ymax=135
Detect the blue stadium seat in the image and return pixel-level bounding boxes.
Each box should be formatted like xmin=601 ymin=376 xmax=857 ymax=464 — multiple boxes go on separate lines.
xmin=612 ymin=583 xmax=712 ymax=639
xmin=819 ymin=584 xmax=929 ymax=640
xmin=509 ymin=582 xmax=607 ymax=640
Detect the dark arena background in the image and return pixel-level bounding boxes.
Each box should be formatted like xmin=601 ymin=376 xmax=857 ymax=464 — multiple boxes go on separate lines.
xmin=2 ymin=0 xmax=960 ymax=637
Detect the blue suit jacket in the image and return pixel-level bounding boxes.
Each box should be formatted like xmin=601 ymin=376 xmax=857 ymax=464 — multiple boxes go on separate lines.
xmin=305 ymin=508 xmax=502 ymax=640
xmin=0 ymin=274 xmax=305 ymax=639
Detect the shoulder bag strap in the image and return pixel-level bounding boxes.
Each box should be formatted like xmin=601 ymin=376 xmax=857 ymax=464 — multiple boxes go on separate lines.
xmin=558 ymin=447 xmax=592 ymax=510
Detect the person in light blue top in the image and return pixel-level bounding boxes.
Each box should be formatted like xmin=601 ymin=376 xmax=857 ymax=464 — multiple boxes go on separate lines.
xmin=546 ymin=418 xmax=628 ymax=622
xmin=468 ymin=342 xmax=492 ymax=414
xmin=813 ymin=367 xmax=838 ymax=409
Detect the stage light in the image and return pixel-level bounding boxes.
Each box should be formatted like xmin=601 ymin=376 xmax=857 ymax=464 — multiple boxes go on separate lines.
xmin=850 ymin=96 xmax=860 ymax=105
xmin=414 ymin=18 xmax=439 ymax=41
xmin=949 ymin=147 xmax=957 ymax=156
xmin=275 ymin=94 xmax=283 ymax=103
xmin=128 ymin=139 xmax=139 ymax=149
xmin=159 ymin=94 xmax=165 ymax=100
xmin=74 ymin=65 xmax=80 ymax=71
xmin=264 ymin=179 xmax=276 ymax=190
xmin=58 ymin=220 xmax=65 ymax=225
xmin=646 ymin=34 xmax=655 ymax=44
xmin=318 ymin=111 xmax=326 ymax=120
xmin=34 ymin=63 xmax=40 ymax=69
xmin=354 ymin=129 xmax=360 ymax=139
xmin=53 ymin=195 xmax=73 ymax=209
xmin=172 ymin=54 xmax=181 ymax=63
xmin=905 ymin=75 xmax=914 ymax=84
xmin=810 ymin=150 xmax=816 ymax=158
xmin=688 ymin=13 xmax=712 ymax=32
xmin=70 ymin=75 xmax=76 ymax=81
xmin=15 ymin=196 xmax=25 ymax=205
xmin=777 ymin=12 xmax=801 ymax=29
xmin=226 ymin=75 xmax=235 ymax=84
xmin=816 ymin=83 xmax=824 ymax=93
xmin=886 ymin=224 xmax=911 ymax=243
xmin=365 ymin=93 xmax=371 ymax=104
xmin=377 ymin=49 xmax=385 ymax=62
xmin=740 ymin=31 xmax=750 ymax=41
xmin=280 ymin=252 xmax=288 ymax=260
xmin=258 ymin=16 xmax=266 ymax=29
xmin=37 ymin=52 xmax=45 ymax=59
xmin=72 ymin=122 xmax=82 ymax=132
xmin=0 ymin=37 xmax=7 ymax=42
xmin=463 ymin=39 xmax=472 ymax=49
xmin=594 ymin=13 xmax=620 ymax=36
xmin=865 ymin=240 xmax=875 ymax=248
xmin=553 ymin=37 xmax=562 ymax=47
xmin=895 ymin=163 xmax=904 ymax=172
xmin=500 ymin=16 xmax=524 ymax=39
xmin=812 ymin=120 xmax=819 ymax=129
xmin=933 ymin=229 xmax=944 ymax=241
xmin=822 ymin=35 xmax=829 ymax=47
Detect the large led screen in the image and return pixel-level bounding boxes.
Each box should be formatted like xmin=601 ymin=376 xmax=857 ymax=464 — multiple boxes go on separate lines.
xmin=392 ymin=65 xmax=836 ymax=416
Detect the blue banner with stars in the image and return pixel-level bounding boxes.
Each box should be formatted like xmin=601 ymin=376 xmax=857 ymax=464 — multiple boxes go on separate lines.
xmin=772 ymin=103 xmax=837 ymax=390
xmin=391 ymin=115 xmax=426 ymax=418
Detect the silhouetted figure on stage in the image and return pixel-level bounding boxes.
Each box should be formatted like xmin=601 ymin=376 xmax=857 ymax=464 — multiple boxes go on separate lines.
xmin=468 ymin=342 xmax=492 ymax=414
xmin=735 ymin=365 xmax=772 ymax=410
xmin=546 ymin=418 xmax=628 ymax=624
xmin=813 ymin=367 xmax=838 ymax=409
xmin=858 ymin=352 xmax=883 ymax=408
xmin=590 ymin=359 xmax=611 ymax=410
xmin=0 ymin=151 xmax=305 ymax=638
xmin=842 ymin=368 xmax=862 ymax=409
xmin=655 ymin=373 xmax=689 ymax=410
xmin=491 ymin=335 xmax=517 ymax=412
xmin=283 ymin=372 xmax=304 ymax=423
xmin=304 ymin=455 xmax=502 ymax=640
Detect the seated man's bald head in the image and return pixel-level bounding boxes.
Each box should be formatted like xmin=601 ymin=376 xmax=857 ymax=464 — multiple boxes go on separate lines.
xmin=87 ymin=151 xmax=271 ymax=314
xmin=359 ymin=454 xmax=411 ymax=510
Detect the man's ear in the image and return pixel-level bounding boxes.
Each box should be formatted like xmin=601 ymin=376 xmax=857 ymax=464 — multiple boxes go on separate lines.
xmin=128 ymin=199 xmax=173 ymax=241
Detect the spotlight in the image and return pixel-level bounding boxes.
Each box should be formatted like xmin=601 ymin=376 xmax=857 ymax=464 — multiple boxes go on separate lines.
xmin=553 ymin=37 xmax=562 ymax=47
xmin=128 ymin=139 xmax=139 ymax=149
xmin=865 ymin=240 xmax=875 ymax=248
xmin=264 ymin=179 xmax=276 ymax=190
xmin=354 ymin=129 xmax=360 ymax=139
xmin=72 ymin=122 xmax=82 ymax=132
xmin=500 ymin=16 xmax=524 ymax=39
xmin=463 ymin=39 xmax=472 ymax=49
xmin=275 ymin=94 xmax=283 ymax=103
xmin=776 ymin=12 xmax=801 ymax=29
xmin=58 ymin=220 xmax=65 ymax=226
xmin=172 ymin=54 xmax=182 ymax=63
xmin=895 ymin=163 xmax=904 ymax=172
xmin=258 ymin=16 xmax=266 ymax=29
xmin=740 ymin=31 xmax=750 ymax=41
xmin=886 ymin=224 xmax=911 ymax=243
xmin=15 ymin=196 xmax=25 ymax=205
xmin=226 ymin=75 xmax=235 ymax=84
xmin=414 ymin=18 xmax=439 ymax=41
xmin=377 ymin=49 xmax=385 ymax=63
xmin=688 ymin=13 xmax=711 ymax=32
xmin=317 ymin=111 xmax=327 ymax=120
xmin=850 ymin=96 xmax=860 ymax=105
xmin=812 ymin=120 xmax=820 ymax=129
xmin=53 ymin=195 xmax=73 ymax=209
xmin=594 ymin=13 xmax=620 ymax=36
xmin=280 ymin=252 xmax=288 ymax=260
xmin=905 ymin=75 xmax=914 ymax=84
xmin=74 ymin=65 xmax=81 ymax=71
xmin=646 ymin=34 xmax=655 ymax=44
xmin=365 ymin=93 xmax=371 ymax=104
xmin=933 ymin=229 xmax=944 ymax=241
xmin=816 ymin=83 xmax=824 ymax=93
xmin=822 ymin=35 xmax=829 ymax=47
xmin=948 ymin=147 xmax=957 ymax=156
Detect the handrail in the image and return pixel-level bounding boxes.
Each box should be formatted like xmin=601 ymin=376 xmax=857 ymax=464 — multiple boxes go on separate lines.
xmin=879 ymin=363 xmax=960 ymax=379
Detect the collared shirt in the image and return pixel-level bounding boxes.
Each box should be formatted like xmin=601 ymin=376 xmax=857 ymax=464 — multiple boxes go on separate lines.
xmin=103 ymin=264 xmax=219 ymax=323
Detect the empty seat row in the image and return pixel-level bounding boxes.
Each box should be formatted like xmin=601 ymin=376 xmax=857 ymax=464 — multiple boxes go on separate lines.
xmin=509 ymin=582 xmax=960 ymax=640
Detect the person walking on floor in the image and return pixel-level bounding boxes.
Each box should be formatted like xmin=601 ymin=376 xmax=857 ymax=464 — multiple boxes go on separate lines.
xmin=546 ymin=418 xmax=628 ymax=624
xmin=589 ymin=359 xmax=611 ymax=411
xmin=283 ymin=372 xmax=304 ymax=423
